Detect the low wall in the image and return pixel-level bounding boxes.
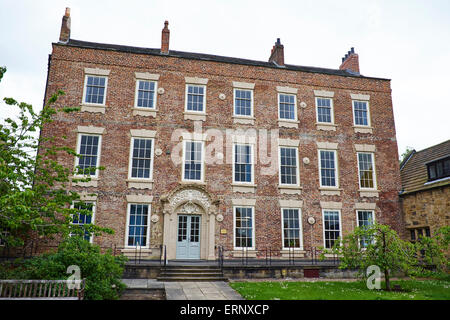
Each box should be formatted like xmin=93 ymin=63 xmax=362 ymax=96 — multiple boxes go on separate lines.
xmin=122 ymin=264 xmax=360 ymax=280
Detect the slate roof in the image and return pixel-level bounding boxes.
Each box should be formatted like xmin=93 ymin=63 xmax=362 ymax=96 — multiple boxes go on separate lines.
xmin=56 ymin=39 xmax=390 ymax=81
xmin=400 ymin=140 xmax=450 ymax=195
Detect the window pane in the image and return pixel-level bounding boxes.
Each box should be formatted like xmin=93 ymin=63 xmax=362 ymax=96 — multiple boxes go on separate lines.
xmin=319 ymin=150 xmax=336 ymax=187
xmin=127 ymin=204 xmax=149 ymax=247
xmin=186 ymin=85 xmax=204 ymax=112
xmin=184 ymin=141 xmax=203 ymax=181
xmin=234 ymin=89 xmax=252 ymax=116
xmin=85 ymin=76 xmax=106 ymax=104
xmin=323 ymin=211 xmax=340 ymax=249
xmin=354 ymin=101 xmax=368 ymax=126
xmin=136 ymin=80 xmax=155 ymax=108
xmin=234 ymin=144 xmax=252 ymax=182
xmin=283 ymin=209 xmax=301 ymax=248
xmin=280 ymin=147 xmax=297 ymax=185
xmin=131 ymin=139 xmax=152 ymax=179
xmin=279 ymin=94 xmax=296 ymax=120
xmin=235 ymin=207 xmax=253 ymax=248
xmin=71 ymin=202 xmax=94 ymax=242
xmin=358 ymin=153 xmax=375 ymax=188
xmin=317 ymin=98 xmax=332 ymax=123
xmin=78 ymin=135 xmax=100 ymax=176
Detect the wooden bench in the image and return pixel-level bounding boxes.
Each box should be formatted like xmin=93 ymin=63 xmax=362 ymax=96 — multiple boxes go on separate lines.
xmin=0 ymin=279 xmax=86 ymax=300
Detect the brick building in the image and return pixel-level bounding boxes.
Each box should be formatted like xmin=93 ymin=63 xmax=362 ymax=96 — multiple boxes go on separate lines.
xmin=399 ymin=140 xmax=450 ymax=242
xmin=38 ymin=8 xmax=403 ymax=260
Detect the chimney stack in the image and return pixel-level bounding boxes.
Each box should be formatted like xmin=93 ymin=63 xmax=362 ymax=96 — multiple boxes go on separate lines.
xmin=268 ymin=38 xmax=284 ymax=66
xmin=339 ymin=47 xmax=360 ymax=74
xmin=59 ymin=7 xmax=71 ymax=43
xmin=161 ymin=20 xmax=170 ymax=54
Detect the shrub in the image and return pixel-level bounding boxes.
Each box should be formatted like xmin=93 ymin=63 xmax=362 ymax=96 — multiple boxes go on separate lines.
xmin=0 ymin=237 xmax=128 ymax=300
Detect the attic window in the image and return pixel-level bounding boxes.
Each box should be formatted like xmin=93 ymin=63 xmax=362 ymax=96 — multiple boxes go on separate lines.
xmin=427 ymin=156 xmax=450 ymax=182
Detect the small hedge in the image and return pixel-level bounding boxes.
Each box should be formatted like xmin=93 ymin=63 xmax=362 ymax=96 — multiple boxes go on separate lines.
xmin=0 ymin=237 xmax=128 ymax=300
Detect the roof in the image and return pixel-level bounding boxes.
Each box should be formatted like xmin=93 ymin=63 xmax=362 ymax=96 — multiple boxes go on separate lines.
xmin=55 ymin=39 xmax=391 ymax=81
xmin=400 ymin=140 xmax=450 ymax=195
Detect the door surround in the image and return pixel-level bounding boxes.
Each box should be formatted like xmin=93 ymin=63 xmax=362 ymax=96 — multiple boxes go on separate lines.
xmin=161 ymin=184 xmax=219 ymax=260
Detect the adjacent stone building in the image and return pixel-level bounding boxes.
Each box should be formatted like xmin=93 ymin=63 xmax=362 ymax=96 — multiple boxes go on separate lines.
xmin=38 ymin=8 xmax=403 ymax=260
xmin=399 ymin=140 xmax=450 ymax=241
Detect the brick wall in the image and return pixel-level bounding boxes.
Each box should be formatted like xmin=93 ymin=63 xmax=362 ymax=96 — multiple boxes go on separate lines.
xmin=39 ymin=42 xmax=403 ymax=255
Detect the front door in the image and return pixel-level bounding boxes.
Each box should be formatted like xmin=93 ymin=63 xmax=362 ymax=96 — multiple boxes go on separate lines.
xmin=176 ymin=215 xmax=201 ymax=259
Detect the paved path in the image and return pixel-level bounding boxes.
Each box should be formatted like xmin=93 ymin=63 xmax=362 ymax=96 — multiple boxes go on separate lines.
xmin=121 ymin=279 xmax=244 ymax=300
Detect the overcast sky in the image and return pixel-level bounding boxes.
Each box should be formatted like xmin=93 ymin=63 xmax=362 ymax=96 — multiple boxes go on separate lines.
xmin=1 ymin=0 xmax=449 ymax=155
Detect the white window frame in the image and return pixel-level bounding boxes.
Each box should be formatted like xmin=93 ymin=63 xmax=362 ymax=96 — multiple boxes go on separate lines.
xmin=356 ymin=210 xmax=375 ymax=248
xmin=82 ymin=74 xmax=108 ymax=106
xmin=352 ymin=100 xmax=371 ymax=127
xmin=278 ymin=146 xmax=300 ymax=187
xmin=278 ymin=93 xmax=297 ymax=121
xmin=233 ymin=206 xmax=255 ymax=250
xmin=134 ymin=79 xmax=158 ymax=109
xmin=125 ymin=203 xmax=151 ymax=249
xmin=185 ymin=84 xmax=206 ymax=114
xmin=70 ymin=201 xmax=96 ymax=244
xmin=233 ymin=88 xmax=254 ymax=118
xmin=315 ymin=97 xmax=335 ymax=124
xmin=356 ymin=152 xmax=377 ymax=190
xmin=75 ymin=133 xmax=102 ymax=179
xmin=318 ymin=149 xmax=339 ymax=188
xmin=281 ymin=208 xmax=303 ymax=250
xmin=181 ymin=140 xmax=205 ymax=182
xmin=127 ymin=137 xmax=154 ymax=181
xmin=232 ymin=143 xmax=254 ymax=184
xmin=322 ymin=209 xmax=342 ymax=249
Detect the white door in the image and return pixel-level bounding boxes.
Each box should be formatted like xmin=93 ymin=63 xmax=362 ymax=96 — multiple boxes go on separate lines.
xmin=176 ymin=215 xmax=201 ymax=259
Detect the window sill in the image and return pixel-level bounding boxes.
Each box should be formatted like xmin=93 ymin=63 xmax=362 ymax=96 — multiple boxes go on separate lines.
xmin=316 ymin=123 xmax=337 ymax=131
xmin=359 ymin=189 xmax=379 ymax=198
xmin=278 ymin=120 xmax=299 ymax=128
xmin=353 ymin=126 xmax=373 ymax=134
xmin=184 ymin=112 xmax=206 ymax=121
xmin=132 ymin=107 xmax=157 ymax=117
xmin=319 ymin=188 xmax=342 ymax=196
xmin=180 ymin=180 xmax=206 ymax=186
xmin=80 ymin=104 xmax=106 ymax=114
xmin=121 ymin=248 xmax=152 ymax=258
xmin=71 ymin=176 xmax=98 ymax=187
xmin=232 ymin=250 xmax=257 ymax=258
xmin=278 ymin=185 xmax=302 ymax=195
xmin=280 ymin=249 xmax=306 ymax=258
xmin=232 ymin=183 xmax=257 ymax=193
xmin=233 ymin=116 xmax=255 ymax=125
xmin=127 ymin=179 xmax=154 ymax=189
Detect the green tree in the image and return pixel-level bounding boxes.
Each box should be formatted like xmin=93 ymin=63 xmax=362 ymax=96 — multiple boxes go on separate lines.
xmin=416 ymin=226 xmax=450 ymax=273
xmin=0 ymin=237 xmax=127 ymax=300
xmin=327 ymin=223 xmax=419 ymax=291
xmin=0 ymin=66 xmax=111 ymax=247
xmin=399 ymin=146 xmax=414 ymax=164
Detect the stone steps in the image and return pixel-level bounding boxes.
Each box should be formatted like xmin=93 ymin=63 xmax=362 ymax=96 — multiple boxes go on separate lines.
xmin=157 ymin=266 xmax=227 ymax=282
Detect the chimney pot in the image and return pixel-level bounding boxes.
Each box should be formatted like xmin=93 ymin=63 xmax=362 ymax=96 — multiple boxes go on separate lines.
xmin=339 ymin=47 xmax=360 ymax=74
xmin=268 ymin=38 xmax=284 ymax=66
xmin=59 ymin=7 xmax=71 ymax=43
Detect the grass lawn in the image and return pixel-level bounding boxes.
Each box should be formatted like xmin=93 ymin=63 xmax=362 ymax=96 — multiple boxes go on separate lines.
xmin=230 ymin=279 xmax=450 ymax=300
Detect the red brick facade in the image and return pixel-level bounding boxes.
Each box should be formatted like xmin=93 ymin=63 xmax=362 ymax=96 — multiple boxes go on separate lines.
xmin=39 ymin=14 xmax=403 ymax=260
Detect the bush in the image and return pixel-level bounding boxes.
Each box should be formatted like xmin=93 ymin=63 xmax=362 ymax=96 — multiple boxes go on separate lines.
xmin=0 ymin=237 xmax=128 ymax=300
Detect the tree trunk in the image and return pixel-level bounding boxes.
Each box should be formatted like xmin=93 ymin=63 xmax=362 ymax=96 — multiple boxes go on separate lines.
xmin=384 ymin=268 xmax=391 ymax=291
xmin=382 ymin=230 xmax=391 ymax=291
